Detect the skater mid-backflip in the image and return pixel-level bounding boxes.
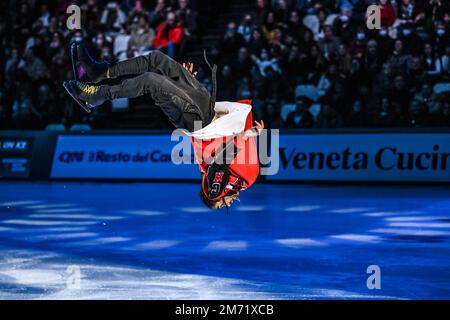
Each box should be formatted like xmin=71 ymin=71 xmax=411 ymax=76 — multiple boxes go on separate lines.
xmin=64 ymin=43 xmax=264 ymax=209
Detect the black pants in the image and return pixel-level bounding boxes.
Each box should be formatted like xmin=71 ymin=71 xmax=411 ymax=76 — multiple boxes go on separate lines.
xmin=100 ymin=51 xmax=213 ymax=131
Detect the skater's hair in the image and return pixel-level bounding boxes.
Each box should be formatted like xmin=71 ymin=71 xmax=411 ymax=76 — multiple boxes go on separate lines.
xmin=199 ymin=189 xmax=218 ymax=209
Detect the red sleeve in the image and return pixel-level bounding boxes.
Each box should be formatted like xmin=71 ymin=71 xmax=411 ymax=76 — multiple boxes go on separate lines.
xmin=153 ymin=23 xmax=167 ymax=48
xmin=170 ymin=26 xmax=184 ymax=44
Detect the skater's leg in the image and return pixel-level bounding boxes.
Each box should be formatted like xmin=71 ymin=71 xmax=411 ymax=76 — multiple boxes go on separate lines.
xmin=147 ymin=50 xmax=203 ymax=90
xmin=104 ymin=72 xmax=207 ymax=131
xmin=107 ymin=51 xmax=203 ymax=90
xmin=75 ymin=42 xmax=150 ymax=83
xmin=64 ymin=72 xmax=209 ymax=130
xmin=105 ymin=72 xmax=197 ymax=104
xmin=77 ymin=42 xmax=205 ymax=90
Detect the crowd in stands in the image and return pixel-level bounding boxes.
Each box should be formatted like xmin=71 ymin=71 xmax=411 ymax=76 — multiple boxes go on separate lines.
xmin=1 ymin=0 xmax=450 ymax=130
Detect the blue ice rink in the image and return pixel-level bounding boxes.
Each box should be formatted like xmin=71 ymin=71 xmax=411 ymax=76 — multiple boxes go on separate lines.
xmin=0 ymin=181 xmax=449 ymax=299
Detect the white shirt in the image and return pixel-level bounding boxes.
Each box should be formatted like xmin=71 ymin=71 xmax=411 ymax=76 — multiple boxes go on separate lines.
xmin=184 ymin=101 xmax=251 ymax=140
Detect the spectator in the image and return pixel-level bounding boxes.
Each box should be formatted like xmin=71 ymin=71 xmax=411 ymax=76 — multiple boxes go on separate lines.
xmin=400 ymin=24 xmax=424 ymax=56
xmin=374 ymin=97 xmax=401 ymax=127
xmin=251 ymin=48 xmax=281 ymax=78
xmin=378 ymin=0 xmax=397 ymax=27
xmin=423 ymin=42 xmax=444 ymax=76
xmin=217 ymin=65 xmax=237 ymax=101
xmin=237 ymin=14 xmax=254 ymax=43
xmin=405 ymin=98 xmax=432 ymax=127
xmin=247 ymin=28 xmax=267 ymax=56
xmin=286 ymin=10 xmax=304 ymax=42
xmin=336 ymin=44 xmax=353 ymax=74
xmin=397 ymin=0 xmax=416 ymax=23
xmin=18 ymin=48 xmax=48 ymax=82
xmin=219 ymin=21 xmax=245 ymax=63
xmin=236 ymin=76 xmax=253 ymax=100
xmin=255 ymin=0 xmax=269 ymax=24
xmin=427 ymin=99 xmax=444 ymax=126
xmin=285 ymin=97 xmax=315 ymax=128
xmin=319 ymin=25 xmax=341 ymax=60
xmin=414 ymin=82 xmax=436 ymax=110
xmin=364 ymin=40 xmax=383 ymax=76
xmin=262 ymin=11 xmax=278 ymax=42
xmin=2 ymin=0 xmax=450 ymax=130
xmin=149 ymin=0 xmax=167 ymax=27
xmin=128 ymin=16 xmax=155 ymax=54
xmin=176 ymin=0 xmax=198 ymax=37
xmin=387 ymin=39 xmax=411 ymax=73
xmin=346 ymin=99 xmax=368 ymax=128
xmin=233 ymin=47 xmax=254 ymax=79
xmin=263 ymin=101 xmax=283 ymax=129
xmin=274 ymin=0 xmax=289 ymax=22
xmin=101 ymin=1 xmax=127 ymax=31
xmin=390 ymin=74 xmax=413 ymax=113
xmin=315 ymin=103 xmax=344 ymax=128
xmin=153 ymin=11 xmax=185 ymax=58
xmin=441 ymin=102 xmax=450 ymax=126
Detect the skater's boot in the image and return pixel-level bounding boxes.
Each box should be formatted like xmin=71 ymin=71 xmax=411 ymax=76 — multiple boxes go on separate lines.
xmin=63 ymin=80 xmax=107 ymax=109
xmin=73 ymin=42 xmax=110 ymax=82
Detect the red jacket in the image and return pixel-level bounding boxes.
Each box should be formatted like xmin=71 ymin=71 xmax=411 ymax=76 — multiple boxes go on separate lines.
xmin=191 ymin=100 xmax=260 ymax=200
xmin=153 ymin=22 xmax=184 ymax=48
xmin=380 ymin=4 xmax=396 ymax=27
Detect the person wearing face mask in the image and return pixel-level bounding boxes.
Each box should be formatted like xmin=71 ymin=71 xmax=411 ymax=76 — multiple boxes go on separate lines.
xmin=237 ymin=14 xmax=254 ymax=43
xmin=400 ymin=24 xmax=424 ymax=56
xmin=377 ymin=28 xmax=389 ymax=40
xmin=433 ymin=22 xmax=449 ymax=52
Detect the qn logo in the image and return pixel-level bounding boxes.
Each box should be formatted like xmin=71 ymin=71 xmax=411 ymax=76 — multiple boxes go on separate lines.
xmin=366 ymin=5 xmax=381 ymax=30
xmin=366 ymin=265 xmax=381 ymax=290
xmin=66 ymin=4 xmax=81 ymax=30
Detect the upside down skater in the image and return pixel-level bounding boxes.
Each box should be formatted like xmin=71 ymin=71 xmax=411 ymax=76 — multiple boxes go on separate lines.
xmin=64 ymin=43 xmax=265 ymax=209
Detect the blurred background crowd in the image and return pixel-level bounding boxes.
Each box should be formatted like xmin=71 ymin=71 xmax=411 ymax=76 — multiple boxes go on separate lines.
xmin=1 ymin=0 xmax=450 ymax=131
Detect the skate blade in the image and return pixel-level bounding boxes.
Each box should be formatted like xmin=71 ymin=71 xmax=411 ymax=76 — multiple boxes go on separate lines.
xmin=63 ymin=82 xmax=92 ymax=114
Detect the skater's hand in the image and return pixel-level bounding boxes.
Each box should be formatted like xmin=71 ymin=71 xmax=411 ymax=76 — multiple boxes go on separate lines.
xmin=242 ymin=120 xmax=264 ymax=140
xmin=182 ymin=62 xmax=197 ymax=77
